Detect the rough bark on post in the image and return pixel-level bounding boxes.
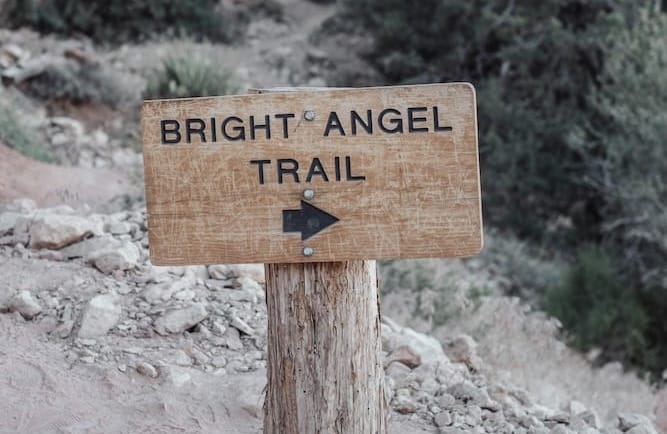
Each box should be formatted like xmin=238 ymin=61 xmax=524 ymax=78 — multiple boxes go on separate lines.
xmin=263 ymin=261 xmax=387 ymax=434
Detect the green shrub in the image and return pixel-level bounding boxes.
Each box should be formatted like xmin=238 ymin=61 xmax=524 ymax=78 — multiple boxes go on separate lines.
xmin=5 ymin=0 xmax=228 ymax=43
xmin=0 ymin=105 xmax=51 ymax=162
xmin=333 ymin=0 xmax=667 ymax=377
xmin=144 ymin=54 xmax=238 ymax=100
xmin=544 ymin=246 xmax=654 ymax=370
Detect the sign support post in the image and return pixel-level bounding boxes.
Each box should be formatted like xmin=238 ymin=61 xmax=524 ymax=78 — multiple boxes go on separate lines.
xmin=263 ymin=261 xmax=386 ymax=434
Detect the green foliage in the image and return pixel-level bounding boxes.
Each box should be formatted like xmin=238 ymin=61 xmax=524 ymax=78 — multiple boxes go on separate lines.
xmin=337 ymin=0 xmax=667 ymax=377
xmin=144 ymin=54 xmax=238 ymax=100
xmin=5 ymin=0 xmax=228 ymax=43
xmin=544 ymin=246 xmax=654 ymax=370
xmin=0 ymin=105 xmax=51 ymax=162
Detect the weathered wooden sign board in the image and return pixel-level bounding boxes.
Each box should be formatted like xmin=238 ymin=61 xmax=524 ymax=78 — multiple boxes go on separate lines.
xmin=141 ymin=83 xmax=482 ymax=264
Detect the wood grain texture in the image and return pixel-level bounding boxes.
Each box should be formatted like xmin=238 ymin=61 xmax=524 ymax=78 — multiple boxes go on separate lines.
xmin=263 ymin=261 xmax=387 ymax=434
xmin=141 ymin=83 xmax=483 ymax=264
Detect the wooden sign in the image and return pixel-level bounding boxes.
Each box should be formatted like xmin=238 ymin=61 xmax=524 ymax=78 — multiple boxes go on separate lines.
xmin=141 ymin=83 xmax=482 ymax=265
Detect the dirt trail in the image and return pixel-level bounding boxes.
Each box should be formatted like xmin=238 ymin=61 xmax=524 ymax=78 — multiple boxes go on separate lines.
xmin=0 ymin=143 xmax=136 ymax=210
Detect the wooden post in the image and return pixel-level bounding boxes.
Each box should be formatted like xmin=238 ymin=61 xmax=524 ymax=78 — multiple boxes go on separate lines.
xmin=263 ymin=261 xmax=387 ymax=434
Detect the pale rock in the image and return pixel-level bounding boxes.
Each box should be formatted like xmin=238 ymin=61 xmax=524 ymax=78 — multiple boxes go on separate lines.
xmin=237 ymin=276 xmax=265 ymax=300
xmin=153 ymin=303 xmax=208 ymax=335
xmin=189 ymin=347 xmax=210 ymax=365
xmin=393 ymin=325 xmax=448 ymax=365
xmin=447 ymin=381 xmax=499 ymax=410
xmin=29 ymin=214 xmax=97 ymax=249
xmin=0 ymin=212 xmax=21 ymax=235
xmin=233 ymin=264 xmax=265 ymax=283
xmin=386 ymin=344 xmax=421 ymax=369
xmin=174 ymin=289 xmax=196 ymax=301
xmin=78 ymin=294 xmax=122 ymax=338
xmin=208 ymin=264 xmax=231 ymax=280
xmin=105 ymin=221 xmax=133 ymax=235
xmin=162 ymin=365 xmax=192 ymax=387
xmin=437 ymin=393 xmax=456 ymax=409
xmin=445 ymin=334 xmax=482 ymax=370
xmin=143 ymin=275 xmax=195 ymax=304
xmin=136 ymin=362 xmax=158 ymax=378
xmin=434 ymin=411 xmax=452 ymax=427
xmin=212 ymin=356 xmax=227 ymax=368
xmin=626 ymin=426 xmax=658 ymax=434
xmin=90 ymin=241 xmax=140 ymax=273
xmin=60 ymin=235 xmax=121 ymax=259
xmin=10 ymin=290 xmax=42 ymax=319
xmin=230 ymin=315 xmax=255 ymax=336
xmin=619 ymin=414 xmax=655 ymax=432
xmin=212 ymin=321 xmax=227 ymax=336
xmin=385 ymin=361 xmax=412 ymax=382
xmin=579 ymin=410 xmax=601 ymax=429
xmin=0 ymin=285 xmax=16 ymax=310
xmin=223 ymin=327 xmax=244 ymax=351
xmin=393 ymin=394 xmax=419 ymax=414
xmin=168 ymin=350 xmax=192 ymax=366
xmin=569 ymin=400 xmax=587 ymax=415
xmin=2 ymin=198 xmax=36 ymax=213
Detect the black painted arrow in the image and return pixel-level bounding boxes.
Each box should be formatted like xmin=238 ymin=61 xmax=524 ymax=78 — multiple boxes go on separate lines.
xmin=283 ymin=200 xmax=340 ymax=240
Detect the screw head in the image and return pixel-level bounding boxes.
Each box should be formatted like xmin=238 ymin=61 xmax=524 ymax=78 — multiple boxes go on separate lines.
xmin=303 ymin=247 xmax=314 ymax=257
xmin=302 ymin=189 xmax=315 ymax=200
xmin=304 ymin=110 xmax=316 ymax=121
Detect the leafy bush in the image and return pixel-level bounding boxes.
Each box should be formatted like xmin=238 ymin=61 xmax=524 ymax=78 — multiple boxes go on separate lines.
xmin=334 ymin=0 xmax=667 ymax=377
xmin=144 ymin=54 xmax=238 ymax=100
xmin=4 ymin=0 xmax=228 ymax=43
xmin=544 ymin=246 xmax=654 ymax=370
xmin=0 ymin=105 xmax=51 ymax=162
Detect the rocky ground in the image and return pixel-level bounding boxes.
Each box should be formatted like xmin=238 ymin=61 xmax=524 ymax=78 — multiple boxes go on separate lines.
xmin=0 ymin=199 xmax=663 ymax=434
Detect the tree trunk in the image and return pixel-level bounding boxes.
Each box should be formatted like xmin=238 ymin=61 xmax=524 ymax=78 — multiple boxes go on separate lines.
xmin=263 ymin=260 xmax=387 ymax=434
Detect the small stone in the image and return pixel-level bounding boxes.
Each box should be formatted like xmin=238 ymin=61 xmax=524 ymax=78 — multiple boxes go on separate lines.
xmin=386 ymin=345 xmax=421 ymax=369
xmin=434 ymin=411 xmax=452 ymax=427
xmin=90 ymin=241 xmax=140 ymax=273
xmin=29 ymin=213 xmax=98 ymax=250
xmin=0 ymin=212 xmax=21 ymax=235
xmin=212 ymin=356 xmax=227 ymax=368
xmin=208 ymin=264 xmax=231 ymax=280
xmin=60 ymin=235 xmax=121 ymax=259
xmin=445 ymin=334 xmax=482 ymax=370
xmin=9 ymin=290 xmax=42 ymax=319
xmin=136 ymin=362 xmax=158 ymax=378
xmin=230 ymin=315 xmax=255 ymax=336
xmin=447 ymin=381 xmax=498 ymax=410
xmin=569 ymin=400 xmax=587 ymax=415
xmin=393 ymin=395 xmax=419 ymax=414
xmin=223 ymin=327 xmax=244 ymax=351
xmin=78 ymin=294 xmax=122 ymax=338
xmin=153 ymin=303 xmax=208 ymax=335
xmin=106 ymin=221 xmax=133 ymax=235
xmin=437 ymin=393 xmax=456 ymax=409
xmin=619 ymin=414 xmax=654 ymax=432
xmin=163 ymin=365 xmax=192 ymax=387
xmin=189 ymin=347 xmax=211 ymax=365
xmin=0 ymin=286 xmax=17 ymax=311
